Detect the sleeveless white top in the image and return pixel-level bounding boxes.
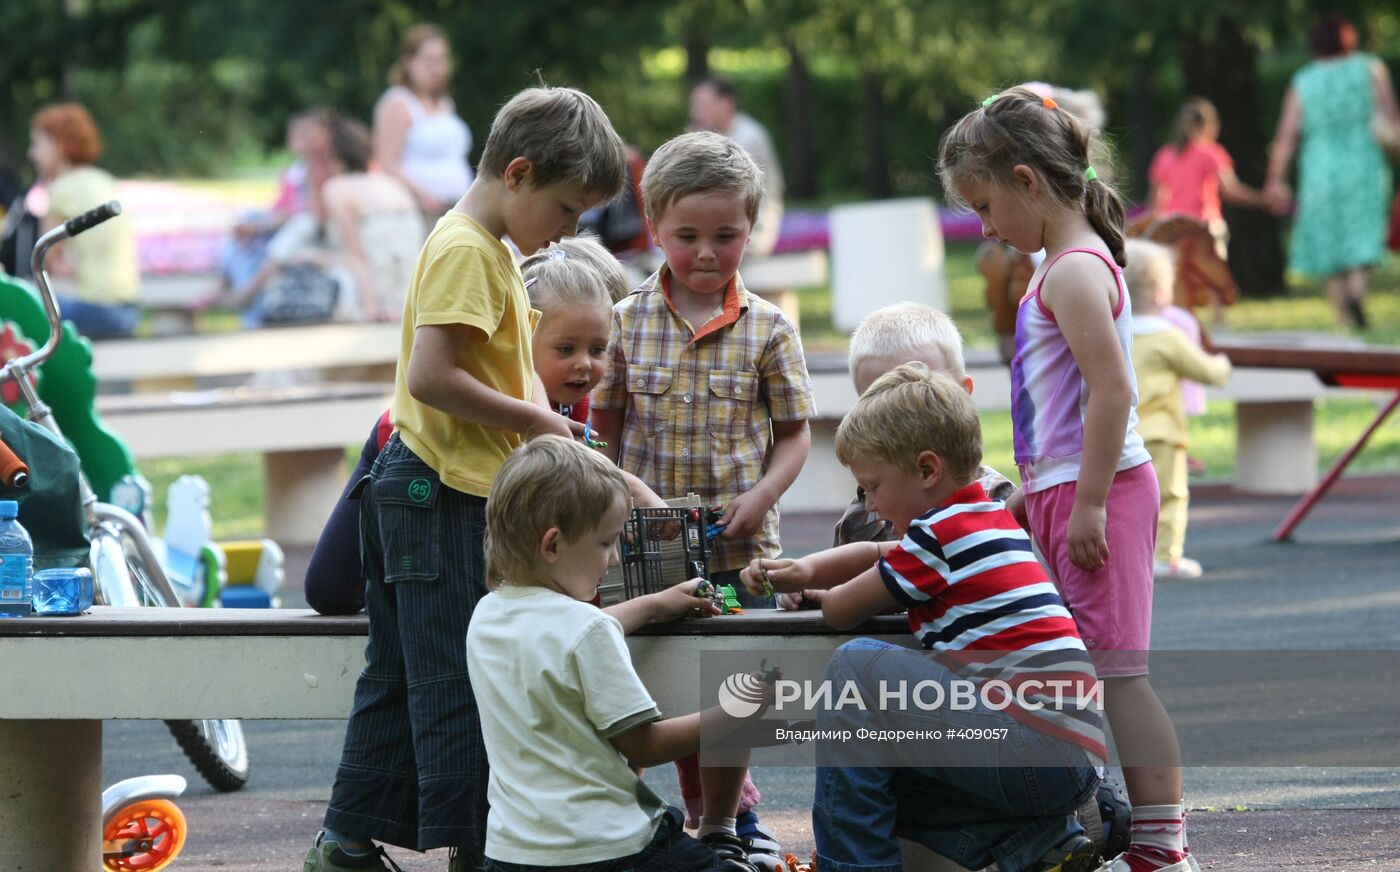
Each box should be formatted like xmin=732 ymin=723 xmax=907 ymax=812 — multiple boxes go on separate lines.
xmin=377 ymin=86 xmax=473 ymax=204
xmin=1009 ymin=247 xmax=1151 ymax=493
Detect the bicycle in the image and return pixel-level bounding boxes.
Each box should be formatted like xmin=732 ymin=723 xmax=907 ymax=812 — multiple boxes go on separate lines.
xmin=0 ymin=200 xmax=250 ymax=792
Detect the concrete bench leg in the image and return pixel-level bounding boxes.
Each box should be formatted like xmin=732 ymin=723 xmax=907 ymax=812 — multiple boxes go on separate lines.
xmin=0 ymin=719 xmax=101 ymax=868
xmin=1234 ymin=401 xmax=1317 ymax=495
xmin=264 ymin=448 xmax=348 ymax=546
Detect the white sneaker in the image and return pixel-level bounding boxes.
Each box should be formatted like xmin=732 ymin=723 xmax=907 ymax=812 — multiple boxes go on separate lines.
xmin=1093 ymin=855 xmax=1195 ymax=872
xmin=1154 ymin=557 xmax=1203 ymax=580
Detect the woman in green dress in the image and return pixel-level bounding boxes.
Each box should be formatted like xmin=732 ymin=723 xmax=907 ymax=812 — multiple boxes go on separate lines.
xmin=1265 ymin=15 xmax=1400 ymax=328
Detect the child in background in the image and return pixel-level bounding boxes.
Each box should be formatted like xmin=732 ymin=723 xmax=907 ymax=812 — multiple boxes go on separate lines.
xmin=1124 ymin=240 xmax=1232 ymax=581
xmin=591 ymin=130 xmax=815 ymax=868
xmin=1148 ymin=97 xmax=1271 ymax=258
xmin=305 ymin=86 xmax=628 ymax=872
xmin=940 ymin=86 xmax=1196 ymax=872
xmin=468 ymin=435 xmax=765 ymax=872
xmin=740 ymin=365 xmax=1105 ymax=872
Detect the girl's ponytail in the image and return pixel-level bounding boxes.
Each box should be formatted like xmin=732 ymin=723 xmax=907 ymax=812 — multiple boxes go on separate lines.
xmin=1084 ymin=173 xmax=1128 ymax=267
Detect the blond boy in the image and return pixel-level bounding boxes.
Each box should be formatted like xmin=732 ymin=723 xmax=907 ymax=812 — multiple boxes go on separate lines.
xmin=835 ymin=302 xmax=1014 ymax=547
xmin=468 ymin=435 xmax=765 ymax=871
xmin=1125 ymin=239 xmax=1231 ymax=580
xmin=309 ymin=87 xmax=627 ymax=872
xmin=590 ymin=130 xmax=814 ymax=864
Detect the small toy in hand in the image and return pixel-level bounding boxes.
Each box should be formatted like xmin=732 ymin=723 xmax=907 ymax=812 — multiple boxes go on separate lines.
xmin=703 ymin=504 xmax=727 ymax=541
xmin=759 ymin=658 xmax=782 ymax=683
xmin=754 ymin=560 xmax=775 ymax=599
xmin=717 ymin=584 xmax=745 ymax=614
xmin=582 ymin=422 xmax=608 ymax=450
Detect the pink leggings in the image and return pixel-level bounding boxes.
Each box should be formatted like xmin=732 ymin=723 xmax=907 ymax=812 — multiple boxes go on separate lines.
xmin=675 ymin=754 xmax=761 ymax=827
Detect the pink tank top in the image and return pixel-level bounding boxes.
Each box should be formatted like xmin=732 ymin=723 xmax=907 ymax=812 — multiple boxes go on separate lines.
xmin=1009 ymin=247 xmax=1150 ymax=493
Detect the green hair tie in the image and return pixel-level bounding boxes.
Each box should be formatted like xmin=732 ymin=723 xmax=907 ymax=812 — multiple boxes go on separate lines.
xmin=982 ymin=94 xmax=1001 ymax=108
xmin=1084 ymin=166 xmax=1099 ymax=181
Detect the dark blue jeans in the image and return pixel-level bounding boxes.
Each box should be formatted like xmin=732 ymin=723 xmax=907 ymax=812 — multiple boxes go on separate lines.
xmin=323 ymin=434 xmax=490 ymax=851
xmin=483 ymin=807 xmax=725 ymax=872
xmin=56 ymin=295 xmax=138 ymax=340
xmin=813 ymin=638 xmax=1097 ymax=872
xmin=305 ymin=421 xmax=380 ymax=615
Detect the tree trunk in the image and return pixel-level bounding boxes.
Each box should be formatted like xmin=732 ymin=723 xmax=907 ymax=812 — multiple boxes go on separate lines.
xmin=1182 ymin=15 xmax=1286 ymax=297
xmin=1125 ymin=60 xmax=1156 ymax=202
xmin=783 ymin=38 xmax=814 ymax=200
xmin=862 ymin=70 xmax=890 ymax=199
xmin=682 ymin=22 xmax=709 ymax=87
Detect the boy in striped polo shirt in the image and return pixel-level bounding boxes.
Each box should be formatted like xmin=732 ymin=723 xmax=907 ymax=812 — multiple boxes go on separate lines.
xmin=741 ymin=363 xmax=1108 ymax=872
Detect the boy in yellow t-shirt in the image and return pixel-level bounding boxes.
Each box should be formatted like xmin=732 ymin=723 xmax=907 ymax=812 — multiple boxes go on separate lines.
xmin=307 ymin=86 xmax=628 ymax=872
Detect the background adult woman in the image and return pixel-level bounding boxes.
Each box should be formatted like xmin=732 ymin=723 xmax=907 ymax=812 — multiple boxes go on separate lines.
xmin=28 ymin=103 xmax=140 ymax=339
xmin=372 ymin=23 xmax=472 ymax=219
xmin=1265 ymin=15 xmax=1400 ymax=329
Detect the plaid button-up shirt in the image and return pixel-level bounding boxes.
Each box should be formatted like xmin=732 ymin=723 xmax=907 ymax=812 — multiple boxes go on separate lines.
xmin=593 ymin=266 xmax=815 ymax=572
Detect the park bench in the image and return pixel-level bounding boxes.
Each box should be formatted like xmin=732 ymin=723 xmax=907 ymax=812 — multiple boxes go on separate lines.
xmin=95 ymin=382 xmax=392 ymax=545
xmin=0 ymin=605 xmax=905 ymax=868
xmin=741 ymin=249 xmax=829 ymax=331
xmin=783 ymin=342 xmax=1343 ymax=514
xmin=91 ymin=320 xmax=401 ymax=390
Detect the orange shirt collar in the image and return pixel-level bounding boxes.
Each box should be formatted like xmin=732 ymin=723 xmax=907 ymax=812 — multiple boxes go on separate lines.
xmin=659 ymin=265 xmax=745 ymax=344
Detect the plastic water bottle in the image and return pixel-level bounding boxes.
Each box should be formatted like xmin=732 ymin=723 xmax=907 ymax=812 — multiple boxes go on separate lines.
xmin=32 ymin=567 xmax=94 ymax=616
xmin=0 ymin=500 xmax=34 ymax=618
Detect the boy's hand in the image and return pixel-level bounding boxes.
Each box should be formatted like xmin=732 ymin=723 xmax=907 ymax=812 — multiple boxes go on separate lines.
xmin=740 ymin=557 xmax=810 ymax=596
xmin=717 ymin=489 xmax=774 ymax=541
xmin=776 ymin=589 xmax=826 ymax=611
xmin=1066 ymin=501 xmax=1109 ymax=571
xmin=653 ymin=578 xmax=721 ymax=621
xmin=526 ymin=406 xmax=574 ymax=440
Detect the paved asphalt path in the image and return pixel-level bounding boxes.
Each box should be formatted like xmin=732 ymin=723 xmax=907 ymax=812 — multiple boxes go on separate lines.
xmin=103 ymin=474 xmax=1400 ymax=869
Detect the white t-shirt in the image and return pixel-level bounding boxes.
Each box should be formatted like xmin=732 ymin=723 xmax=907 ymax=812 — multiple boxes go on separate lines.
xmin=466 ymin=586 xmax=666 ymax=864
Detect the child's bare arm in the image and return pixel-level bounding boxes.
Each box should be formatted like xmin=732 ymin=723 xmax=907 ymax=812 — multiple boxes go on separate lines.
xmin=718 ymin=419 xmax=811 ymax=540
xmin=590 ymin=407 xmax=624 ymax=464
xmin=821 ymin=566 xmax=900 ymax=631
xmin=1040 ymin=257 xmax=1133 ymax=571
xmin=406 ymin=324 xmax=570 ymax=439
xmin=740 ymin=541 xmax=897 ymax=596
xmin=605 ymin=579 xmax=719 ymax=634
xmin=609 ymin=678 xmax=773 ymax=768
xmin=1166 ymin=333 xmax=1233 ymax=386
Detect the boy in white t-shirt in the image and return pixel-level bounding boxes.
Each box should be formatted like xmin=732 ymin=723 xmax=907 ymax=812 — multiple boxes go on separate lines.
xmin=467 ymin=435 xmax=766 ymax=871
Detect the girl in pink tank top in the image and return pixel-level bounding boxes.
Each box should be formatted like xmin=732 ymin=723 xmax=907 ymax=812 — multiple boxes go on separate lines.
xmin=940 ymin=87 xmax=1196 ymax=872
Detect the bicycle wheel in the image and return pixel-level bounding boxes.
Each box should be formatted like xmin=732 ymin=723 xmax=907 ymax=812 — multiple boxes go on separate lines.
xmin=163 ymin=717 xmax=250 ymax=792
xmin=102 ymin=797 xmax=187 ymax=871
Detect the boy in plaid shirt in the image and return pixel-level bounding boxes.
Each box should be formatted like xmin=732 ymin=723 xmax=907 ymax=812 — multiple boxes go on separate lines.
xmin=591 ymin=130 xmax=814 ymax=867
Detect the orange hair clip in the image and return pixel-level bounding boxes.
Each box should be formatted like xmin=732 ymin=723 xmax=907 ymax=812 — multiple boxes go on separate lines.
xmin=1042 ymin=96 xmax=1059 ymax=109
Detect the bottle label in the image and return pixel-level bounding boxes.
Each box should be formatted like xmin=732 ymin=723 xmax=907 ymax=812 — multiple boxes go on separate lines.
xmin=0 ymin=554 xmax=33 ymax=599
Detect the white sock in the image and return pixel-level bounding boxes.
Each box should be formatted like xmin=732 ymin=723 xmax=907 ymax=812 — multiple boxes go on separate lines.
xmin=697 ymin=816 xmax=738 ymax=839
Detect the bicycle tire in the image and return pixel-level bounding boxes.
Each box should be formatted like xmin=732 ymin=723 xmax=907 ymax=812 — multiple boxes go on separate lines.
xmin=163 ymin=718 xmax=250 ymax=793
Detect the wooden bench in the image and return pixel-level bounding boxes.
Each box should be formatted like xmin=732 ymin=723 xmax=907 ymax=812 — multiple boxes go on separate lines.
xmin=91 ymin=321 xmax=401 ymax=390
xmin=96 ymin=383 xmax=392 ymax=544
xmin=137 ymin=272 xmax=218 ymax=336
xmin=0 ymin=606 xmax=904 ymax=867
xmin=784 ymin=343 xmax=1340 ymax=513
xmin=740 ymin=250 xmax=829 ymax=332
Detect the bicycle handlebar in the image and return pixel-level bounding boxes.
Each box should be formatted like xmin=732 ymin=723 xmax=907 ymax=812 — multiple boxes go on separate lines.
xmin=3 ymin=200 xmax=125 ymax=378
xmin=64 ymin=200 xmax=122 ymax=238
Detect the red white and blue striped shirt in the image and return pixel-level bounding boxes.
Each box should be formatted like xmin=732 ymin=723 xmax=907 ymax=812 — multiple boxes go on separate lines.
xmin=878 ymin=481 xmax=1106 ymax=762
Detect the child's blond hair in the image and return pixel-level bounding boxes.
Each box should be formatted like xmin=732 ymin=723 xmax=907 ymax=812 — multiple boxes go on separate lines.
xmin=835 ymin=363 xmax=982 ymax=485
xmin=848 ymin=303 xmax=966 ymax=381
xmin=485 ymin=435 xmax=629 ymax=589
xmin=1124 ymin=238 xmax=1176 ymax=314
xmin=478 ymin=86 xmax=627 ymax=200
xmin=519 ymin=234 xmax=629 ymax=318
xmin=641 ymin=131 xmax=763 ymax=224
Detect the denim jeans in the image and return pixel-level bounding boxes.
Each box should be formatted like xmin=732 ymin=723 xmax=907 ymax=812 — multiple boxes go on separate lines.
xmin=323 ymin=434 xmax=490 ymax=851
xmin=56 ymin=295 xmax=138 ymax=340
xmin=813 ymin=638 xmax=1097 ymax=872
xmin=483 ymin=807 xmax=725 ymax=872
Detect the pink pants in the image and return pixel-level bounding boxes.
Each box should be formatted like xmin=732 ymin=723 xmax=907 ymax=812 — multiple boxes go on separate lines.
xmin=1025 ymin=462 xmax=1158 ymax=676
xmin=675 ymin=754 xmax=761 ymax=827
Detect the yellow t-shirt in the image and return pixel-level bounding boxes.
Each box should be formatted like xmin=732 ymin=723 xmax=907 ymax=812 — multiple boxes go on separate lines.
xmin=394 ymin=211 xmax=538 ymax=497
xmin=47 ymin=167 xmax=139 ymax=304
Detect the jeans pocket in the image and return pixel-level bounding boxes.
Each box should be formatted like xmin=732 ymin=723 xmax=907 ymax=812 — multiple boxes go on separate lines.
xmin=374 ymin=472 xmax=442 ymax=583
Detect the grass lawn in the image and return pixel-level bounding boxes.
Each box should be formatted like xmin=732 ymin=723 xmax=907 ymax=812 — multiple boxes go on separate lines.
xmin=141 ymin=240 xmax=1400 ymax=539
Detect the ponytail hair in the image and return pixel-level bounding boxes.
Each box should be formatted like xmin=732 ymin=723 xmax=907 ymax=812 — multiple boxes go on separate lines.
xmin=938 ymin=84 xmax=1128 ymax=266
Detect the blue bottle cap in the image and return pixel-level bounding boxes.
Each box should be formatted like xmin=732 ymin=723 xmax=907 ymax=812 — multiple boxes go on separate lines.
xmin=0 ymin=500 xmax=17 ymax=518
